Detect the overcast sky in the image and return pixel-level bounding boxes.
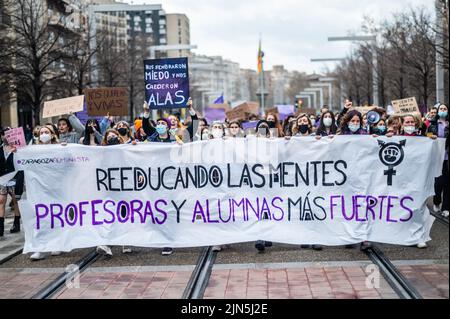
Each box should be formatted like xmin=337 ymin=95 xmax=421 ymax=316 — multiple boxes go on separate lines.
xmin=124 ymin=0 xmax=435 ymax=74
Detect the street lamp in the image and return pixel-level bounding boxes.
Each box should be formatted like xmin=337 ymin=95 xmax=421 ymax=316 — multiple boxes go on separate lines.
xmin=435 ymin=0 xmax=445 ymax=103
xmin=328 ymin=35 xmax=379 ymax=106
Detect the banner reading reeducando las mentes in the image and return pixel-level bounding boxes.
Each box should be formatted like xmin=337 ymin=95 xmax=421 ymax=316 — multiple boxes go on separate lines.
xmin=15 ymin=136 xmax=445 ymax=253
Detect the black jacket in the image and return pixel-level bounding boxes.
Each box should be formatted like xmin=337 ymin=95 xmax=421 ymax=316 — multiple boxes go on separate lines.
xmin=0 ymin=147 xmax=24 ymax=197
xmin=427 ymin=119 xmax=449 ymax=138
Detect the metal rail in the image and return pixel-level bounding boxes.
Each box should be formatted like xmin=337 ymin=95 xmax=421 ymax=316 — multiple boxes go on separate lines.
xmin=31 ymin=249 xmax=100 ymax=299
xmin=364 ymin=245 xmax=423 ymax=299
xmin=182 ymin=246 xmax=217 ymax=299
xmin=430 ymin=211 xmax=449 ymax=227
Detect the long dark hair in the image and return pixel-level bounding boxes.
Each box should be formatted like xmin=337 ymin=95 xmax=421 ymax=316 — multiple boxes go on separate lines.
xmin=82 ymin=119 xmax=101 ymax=145
xmin=316 ymin=111 xmax=338 ymax=136
xmin=338 ymin=110 xmax=365 ymax=135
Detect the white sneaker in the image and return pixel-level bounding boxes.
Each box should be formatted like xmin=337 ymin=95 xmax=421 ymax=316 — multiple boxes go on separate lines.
xmin=122 ymin=246 xmax=132 ymax=254
xmin=433 ymin=204 xmax=441 ymax=212
xmin=51 ymin=251 xmax=62 ymax=256
xmin=441 ymin=210 xmax=449 ymax=218
xmin=417 ymin=242 xmax=428 ymax=249
xmin=30 ymin=252 xmax=48 ymax=260
xmin=96 ymin=245 xmax=113 ymax=256
xmin=212 ymin=245 xmax=222 ymax=252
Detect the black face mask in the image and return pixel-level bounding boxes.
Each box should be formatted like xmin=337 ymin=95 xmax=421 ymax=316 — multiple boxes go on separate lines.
xmin=87 ymin=126 xmax=94 ymax=134
xmin=298 ymin=124 xmax=309 ymax=134
xmin=107 ymin=137 xmax=120 ymax=145
xmin=267 ymin=121 xmax=276 ymax=129
xmin=118 ymin=127 xmax=128 ymax=136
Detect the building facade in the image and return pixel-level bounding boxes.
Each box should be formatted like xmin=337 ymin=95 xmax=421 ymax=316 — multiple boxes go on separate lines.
xmin=165 ymin=13 xmax=191 ymax=58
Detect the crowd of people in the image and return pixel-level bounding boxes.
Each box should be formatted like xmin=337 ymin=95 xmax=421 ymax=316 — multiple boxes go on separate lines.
xmin=0 ymin=98 xmax=448 ymax=259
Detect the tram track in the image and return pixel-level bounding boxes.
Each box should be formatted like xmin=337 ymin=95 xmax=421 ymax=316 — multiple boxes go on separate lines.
xmin=364 ymin=245 xmax=423 ymax=299
xmin=30 ymin=249 xmax=100 ymax=299
xmin=430 ymin=211 xmax=449 ymax=227
xmin=182 ymin=246 xmax=217 ymax=299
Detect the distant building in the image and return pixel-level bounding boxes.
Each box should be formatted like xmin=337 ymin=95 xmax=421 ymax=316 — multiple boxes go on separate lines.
xmin=166 ymin=13 xmax=191 ymax=58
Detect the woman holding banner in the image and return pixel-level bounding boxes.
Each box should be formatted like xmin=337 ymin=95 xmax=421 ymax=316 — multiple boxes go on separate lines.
xmin=427 ymin=103 xmax=449 ymax=219
xmin=292 ymin=114 xmax=314 ymax=137
xmin=315 ymin=111 xmax=338 ymax=137
xmin=29 ymin=125 xmax=62 ymax=260
xmin=226 ymin=120 xmax=245 ymax=138
xmin=337 ymin=110 xmax=368 ymax=136
xmin=266 ymin=113 xmax=284 ymax=138
xmin=0 ymin=128 xmax=24 ymax=237
xmin=79 ymin=119 xmax=103 ymax=146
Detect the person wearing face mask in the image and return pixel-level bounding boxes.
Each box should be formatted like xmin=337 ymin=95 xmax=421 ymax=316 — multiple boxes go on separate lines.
xmin=255 ymin=120 xmax=272 ymax=139
xmin=252 ymin=120 xmax=274 ymax=253
xmin=315 ymin=111 xmax=338 ymax=137
xmin=97 ymin=129 xmax=134 ymax=256
xmin=194 ymin=118 xmax=208 ymax=141
xmin=0 ymin=128 xmax=24 ymax=238
xmin=399 ymin=114 xmax=424 ymax=136
xmin=29 ymin=125 xmax=62 ymax=260
xmin=370 ymin=118 xmax=387 ymax=136
xmin=427 ymin=103 xmax=449 ymax=219
xmin=114 ymin=121 xmax=135 ymax=144
xmin=79 ymin=119 xmax=103 ymax=146
xmin=141 ymin=103 xmax=181 ymax=256
xmin=266 ymin=113 xmax=284 ymax=138
xmin=200 ymin=128 xmax=211 ymax=141
xmin=292 ymin=114 xmax=313 ymax=137
xmin=37 ymin=125 xmax=59 ymax=145
xmin=226 ymin=120 xmax=244 ymax=138
xmin=424 ymin=107 xmax=438 ymax=128
xmin=337 ymin=110 xmax=368 ymax=135
xmin=209 ymin=121 xmax=226 ymax=139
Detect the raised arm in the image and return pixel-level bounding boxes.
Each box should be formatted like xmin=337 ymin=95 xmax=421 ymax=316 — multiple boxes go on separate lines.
xmin=185 ymin=98 xmax=198 ymax=142
xmin=142 ymin=101 xmax=156 ymax=137
xmin=68 ymin=114 xmax=85 ymax=135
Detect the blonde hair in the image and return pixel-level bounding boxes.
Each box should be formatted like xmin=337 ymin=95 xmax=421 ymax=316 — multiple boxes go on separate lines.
xmin=38 ymin=125 xmax=59 ymax=144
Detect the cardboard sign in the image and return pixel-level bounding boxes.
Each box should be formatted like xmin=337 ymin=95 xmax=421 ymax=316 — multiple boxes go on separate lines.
xmin=226 ymin=108 xmax=248 ymax=121
xmin=43 ymin=95 xmax=84 ymax=118
xmin=4 ymin=127 xmax=26 ymax=148
xmin=204 ymin=107 xmax=226 ymax=123
xmin=144 ymin=57 xmax=190 ymax=109
xmin=235 ymin=102 xmax=259 ymax=115
xmin=392 ymin=97 xmax=420 ymax=115
xmin=85 ymin=87 xmax=128 ymax=116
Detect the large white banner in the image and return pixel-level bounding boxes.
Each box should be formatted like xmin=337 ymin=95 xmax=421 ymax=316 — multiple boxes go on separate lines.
xmin=14 ymin=136 xmax=446 ymax=253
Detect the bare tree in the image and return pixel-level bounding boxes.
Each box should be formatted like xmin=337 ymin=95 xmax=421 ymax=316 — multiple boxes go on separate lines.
xmin=1 ymin=0 xmax=84 ymax=125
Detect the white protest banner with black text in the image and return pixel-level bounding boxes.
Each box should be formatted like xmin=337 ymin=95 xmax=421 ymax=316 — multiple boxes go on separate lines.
xmin=14 ymin=136 xmax=445 ymax=253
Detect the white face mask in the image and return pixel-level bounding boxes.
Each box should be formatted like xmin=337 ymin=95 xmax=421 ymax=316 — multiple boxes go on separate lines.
xmin=323 ymin=118 xmax=332 ymax=127
xmin=39 ymin=133 xmax=52 ymax=144
xmin=404 ymin=126 xmax=416 ymax=135
xmin=212 ymin=129 xmax=223 ymax=139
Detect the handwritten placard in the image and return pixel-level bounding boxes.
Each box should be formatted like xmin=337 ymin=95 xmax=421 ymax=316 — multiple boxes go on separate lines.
xmin=392 ymin=97 xmax=420 ymax=115
xmin=4 ymin=127 xmax=27 ymax=148
xmin=85 ymin=87 xmax=128 ymax=116
xmin=43 ymin=95 xmax=85 ymax=118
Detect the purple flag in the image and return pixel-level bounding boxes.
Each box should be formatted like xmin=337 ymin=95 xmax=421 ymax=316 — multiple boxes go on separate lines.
xmin=276 ymin=105 xmax=295 ymax=121
xmin=204 ymin=107 xmax=226 ymax=123
xmin=242 ymin=121 xmax=259 ymax=130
